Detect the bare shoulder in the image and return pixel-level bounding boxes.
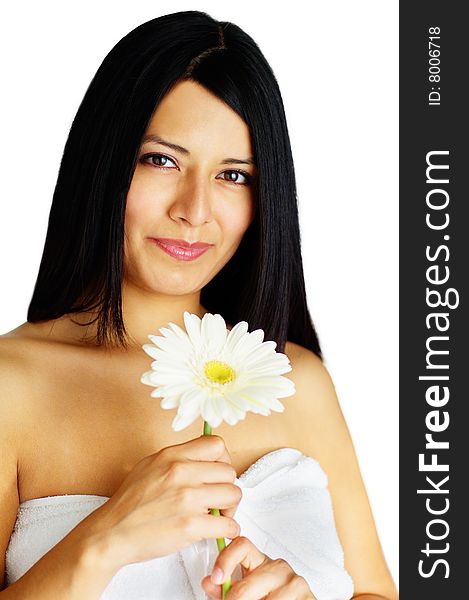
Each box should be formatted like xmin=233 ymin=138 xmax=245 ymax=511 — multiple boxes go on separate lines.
xmin=0 ymin=334 xmax=31 ymax=588
xmin=0 ymin=328 xmax=55 ymax=445
xmin=0 ymin=331 xmax=45 ymax=470
xmin=0 ymin=328 xmax=67 ymax=587
xmin=283 ymin=340 xmax=336 ymax=414
xmin=284 ymin=340 xmax=329 ymax=377
xmin=0 ymin=332 xmax=34 ymax=413
xmin=283 ymin=340 xmax=398 ymax=599
xmin=282 ymin=339 xmax=356 ymax=480
xmin=0 ymin=333 xmax=39 ymax=464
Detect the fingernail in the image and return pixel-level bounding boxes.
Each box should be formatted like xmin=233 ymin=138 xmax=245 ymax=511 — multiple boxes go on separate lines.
xmin=211 ymin=566 xmax=224 ymax=584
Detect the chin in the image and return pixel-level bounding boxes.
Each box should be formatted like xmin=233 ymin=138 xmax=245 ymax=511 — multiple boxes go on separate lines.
xmin=146 ymin=275 xmax=207 ymax=296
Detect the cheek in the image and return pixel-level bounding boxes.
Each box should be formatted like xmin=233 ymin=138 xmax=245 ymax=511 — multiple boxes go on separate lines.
xmin=219 ymin=202 xmax=254 ymax=248
xmin=123 ymin=186 xmax=158 ymax=264
xmin=125 ymin=165 xmax=172 ymax=215
xmin=124 ymin=183 xmax=165 ymax=237
xmin=124 ymin=193 xmax=142 ymax=235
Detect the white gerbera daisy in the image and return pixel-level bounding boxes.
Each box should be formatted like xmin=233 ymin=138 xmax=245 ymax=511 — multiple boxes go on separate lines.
xmin=140 ymin=311 xmax=296 ymax=431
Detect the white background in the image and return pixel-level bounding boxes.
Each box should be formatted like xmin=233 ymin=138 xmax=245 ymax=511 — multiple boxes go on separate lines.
xmin=0 ymin=0 xmax=399 ymax=589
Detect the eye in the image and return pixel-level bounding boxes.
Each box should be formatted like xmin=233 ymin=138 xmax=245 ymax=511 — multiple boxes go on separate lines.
xmin=217 ymin=170 xmax=253 ymax=186
xmin=140 ymin=153 xmax=178 ymax=169
xmin=139 ymin=153 xmax=253 ymax=186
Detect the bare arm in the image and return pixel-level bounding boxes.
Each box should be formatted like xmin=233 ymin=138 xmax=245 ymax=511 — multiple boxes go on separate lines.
xmin=0 ymin=342 xmax=241 ymax=598
xmin=284 ymin=344 xmax=399 ymax=600
xmin=1 ymin=506 xmax=120 ymax=599
xmin=0 ymin=347 xmax=121 ymax=598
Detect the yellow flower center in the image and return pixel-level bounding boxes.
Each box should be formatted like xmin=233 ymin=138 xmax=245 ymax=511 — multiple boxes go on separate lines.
xmin=204 ymin=360 xmax=236 ymax=385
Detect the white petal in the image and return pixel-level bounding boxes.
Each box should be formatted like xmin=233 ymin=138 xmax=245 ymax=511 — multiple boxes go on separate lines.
xmin=241 ymin=364 xmax=292 ymax=379
xmin=166 ymin=322 xmax=194 ymax=351
xmin=165 ymin=321 xmax=186 ymax=337
xmin=238 ymin=377 xmax=296 ymax=398
xmin=267 ymin=397 xmax=286 ymax=412
xmin=242 ymin=340 xmax=278 ymax=363
xmin=201 ymin=313 xmax=227 ymax=352
xmin=178 ymin=402 xmax=201 ymax=419
xmin=158 ymin=326 xmax=193 ymax=356
xmin=149 ymin=365 xmax=191 ymax=377
xmin=241 ymin=353 xmax=290 ymax=371
xmin=141 ymin=370 xmax=160 ymax=386
xmin=239 ymin=397 xmax=270 ymax=415
xmin=180 ymin=388 xmax=205 ymax=411
xmin=223 ymin=394 xmax=248 ymax=419
xmin=232 ymin=388 xmax=270 ymax=410
xmin=224 ymin=392 xmax=251 ymax=413
xmin=172 ymin=410 xmax=200 ymax=432
xmin=146 ymin=334 xmax=170 ymax=349
xmin=146 ymin=335 xmax=179 ymax=356
xmin=184 ymin=312 xmax=203 ymax=350
xmin=155 ymin=381 xmax=196 ymax=396
xmin=145 ymin=347 xmax=175 ymax=362
xmin=153 ymin=371 xmax=192 ymax=382
xmin=241 ymin=349 xmax=290 ymax=374
xmin=201 ymin=396 xmax=224 ymax=429
xmin=220 ymin=407 xmax=236 ymax=425
xmin=258 ymin=377 xmax=296 ymax=397
xmin=141 ymin=343 xmax=162 ymax=360
xmin=225 ymin=325 xmax=251 ymax=355
xmin=158 ymin=326 xmax=173 ymax=338
xmin=160 ymin=396 xmax=180 ymax=408
xmin=231 ymin=329 xmax=265 ymax=359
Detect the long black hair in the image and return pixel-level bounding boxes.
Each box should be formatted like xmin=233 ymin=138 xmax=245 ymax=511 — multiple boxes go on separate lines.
xmin=27 ymin=10 xmax=322 ymax=358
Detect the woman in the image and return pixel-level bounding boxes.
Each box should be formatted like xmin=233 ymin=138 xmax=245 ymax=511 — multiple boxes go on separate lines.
xmin=0 ymin=10 xmax=398 ymax=600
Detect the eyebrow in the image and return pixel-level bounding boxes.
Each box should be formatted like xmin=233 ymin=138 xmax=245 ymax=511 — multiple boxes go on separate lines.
xmin=141 ymin=134 xmax=256 ymax=167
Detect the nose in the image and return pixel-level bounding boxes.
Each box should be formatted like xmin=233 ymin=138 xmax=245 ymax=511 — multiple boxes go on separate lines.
xmin=168 ymin=170 xmax=214 ymax=227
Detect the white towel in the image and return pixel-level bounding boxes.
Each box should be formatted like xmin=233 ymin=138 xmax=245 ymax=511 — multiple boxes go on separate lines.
xmin=5 ymin=448 xmax=354 ymax=599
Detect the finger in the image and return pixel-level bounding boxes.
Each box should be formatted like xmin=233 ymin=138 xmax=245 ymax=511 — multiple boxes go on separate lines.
xmin=210 ymin=536 xmax=267 ymax=585
xmin=225 ymin=563 xmax=283 ymax=600
xmin=192 ymin=513 xmax=241 ymax=541
xmin=216 ymin=437 xmax=233 ymax=466
xmin=186 ymin=483 xmax=242 ymax=512
xmin=219 ymin=503 xmax=239 ymax=520
xmin=165 ymin=434 xmax=232 ymax=464
xmin=214 ymin=488 xmax=241 ymax=518
xmin=225 ymin=558 xmax=295 ymax=600
xmin=264 ymin=575 xmax=317 ymax=600
xmin=202 ymin=434 xmax=233 ymax=466
xmin=200 ymin=575 xmax=223 ymax=599
xmin=189 ymin=461 xmax=238 ymax=485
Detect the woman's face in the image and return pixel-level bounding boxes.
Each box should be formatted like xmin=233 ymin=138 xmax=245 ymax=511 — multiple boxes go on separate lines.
xmin=124 ymin=79 xmax=256 ymax=296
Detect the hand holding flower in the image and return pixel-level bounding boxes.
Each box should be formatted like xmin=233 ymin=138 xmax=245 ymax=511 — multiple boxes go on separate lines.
xmin=88 ymin=435 xmax=241 ymax=569
xmin=140 ymin=311 xmax=296 ymax=598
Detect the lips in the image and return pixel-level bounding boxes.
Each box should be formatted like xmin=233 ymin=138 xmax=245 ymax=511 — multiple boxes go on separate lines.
xmin=150 ymin=237 xmax=213 ymax=261
xmin=153 ymin=237 xmax=213 ymax=249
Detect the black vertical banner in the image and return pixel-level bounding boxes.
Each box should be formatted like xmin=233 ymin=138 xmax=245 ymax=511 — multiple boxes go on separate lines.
xmin=400 ymin=2 xmax=466 ymax=598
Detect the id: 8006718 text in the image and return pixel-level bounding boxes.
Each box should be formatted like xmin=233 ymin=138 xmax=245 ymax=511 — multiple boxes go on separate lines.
xmin=428 ymin=26 xmax=441 ymax=106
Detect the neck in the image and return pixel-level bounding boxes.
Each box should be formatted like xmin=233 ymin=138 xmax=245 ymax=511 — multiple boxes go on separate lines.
xmin=119 ymin=279 xmax=208 ymax=349
xmin=37 ymin=280 xmax=209 ymax=352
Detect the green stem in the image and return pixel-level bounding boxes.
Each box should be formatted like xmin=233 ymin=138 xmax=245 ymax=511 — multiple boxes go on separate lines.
xmin=203 ymin=421 xmax=232 ymax=599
